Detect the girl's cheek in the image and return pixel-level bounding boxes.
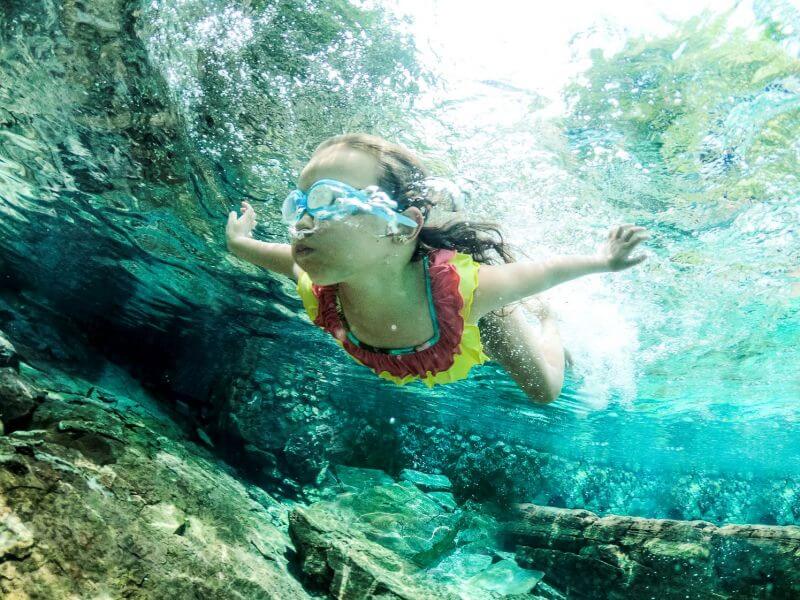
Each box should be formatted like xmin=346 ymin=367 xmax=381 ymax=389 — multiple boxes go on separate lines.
xmin=355 ymin=214 xmax=387 ymax=234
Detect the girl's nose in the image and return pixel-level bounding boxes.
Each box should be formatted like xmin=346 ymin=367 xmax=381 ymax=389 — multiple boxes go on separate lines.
xmin=295 ymin=211 xmax=315 ymax=230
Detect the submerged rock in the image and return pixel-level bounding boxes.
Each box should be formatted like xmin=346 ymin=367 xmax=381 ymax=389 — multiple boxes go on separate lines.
xmin=503 ymin=503 xmax=800 ymax=599
xmin=428 ymin=490 xmax=459 ymax=512
xmin=465 ymin=559 xmax=544 ymax=595
xmin=0 ymin=363 xmax=310 ymax=599
xmin=400 ymin=468 xmax=453 ymax=492
xmin=333 ymin=464 xmax=395 ymax=491
xmin=0 ymin=332 xmax=19 ymax=370
xmin=292 ymin=468 xmax=551 ymax=598
xmin=0 ymin=367 xmax=44 ymax=433
xmin=288 ymin=505 xmax=459 ymax=599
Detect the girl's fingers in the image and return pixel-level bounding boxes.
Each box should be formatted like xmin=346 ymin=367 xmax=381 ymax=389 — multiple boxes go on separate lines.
xmin=624 ymin=233 xmax=650 ymax=246
xmin=609 ymin=224 xmax=647 ymax=242
xmin=615 ymin=223 xmax=636 ymax=238
xmin=622 ymin=226 xmax=647 ymax=241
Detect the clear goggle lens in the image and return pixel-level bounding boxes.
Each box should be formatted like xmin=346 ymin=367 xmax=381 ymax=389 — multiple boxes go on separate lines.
xmin=306 ymin=182 xmax=351 ymax=209
xmin=281 ymin=190 xmax=303 ymax=223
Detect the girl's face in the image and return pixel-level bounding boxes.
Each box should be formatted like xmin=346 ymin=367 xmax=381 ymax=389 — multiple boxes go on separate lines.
xmin=290 ymin=145 xmax=418 ymax=285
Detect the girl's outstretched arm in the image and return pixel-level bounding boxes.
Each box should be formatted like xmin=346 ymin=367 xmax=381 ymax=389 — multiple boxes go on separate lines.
xmin=226 ymin=200 xmax=299 ymax=280
xmin=227 ymin=237 xmax=297 ymax=279
xmin=471 ymin=224 xmax=650 ymax=321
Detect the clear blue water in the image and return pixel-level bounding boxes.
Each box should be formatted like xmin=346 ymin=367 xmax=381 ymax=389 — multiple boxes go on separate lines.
xmin=0 ymin=0 xmax=798 ymax=528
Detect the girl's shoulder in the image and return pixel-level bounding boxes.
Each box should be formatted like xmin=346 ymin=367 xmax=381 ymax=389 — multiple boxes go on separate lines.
xmin=427 ymin=247 xmax=480 ymax=268
xmin=426 ymin=249 xmax=482 ymax=322
xmin=429 ymin=248 xmax=481 ymax=275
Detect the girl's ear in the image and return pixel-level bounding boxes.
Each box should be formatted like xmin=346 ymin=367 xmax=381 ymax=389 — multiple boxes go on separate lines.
xmin=401 ymin=206 xmax=425 ymax=238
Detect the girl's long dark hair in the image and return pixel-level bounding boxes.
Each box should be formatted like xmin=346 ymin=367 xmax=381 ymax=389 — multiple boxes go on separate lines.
xmin=311 ymin=132 xmax=519 ymax=267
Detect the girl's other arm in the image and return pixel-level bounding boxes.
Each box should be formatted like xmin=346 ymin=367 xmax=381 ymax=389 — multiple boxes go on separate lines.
xmin=471 ymin=224 xmax=650 ymax=320
xmin=226 ymin=200 xmax=300 ymax=281
xmin=227 ymin=237 xmax=298 ymax=280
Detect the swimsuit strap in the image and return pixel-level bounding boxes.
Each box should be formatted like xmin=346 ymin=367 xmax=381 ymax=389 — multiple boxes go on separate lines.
xmin=333 ymin=253 xmax=440 ymax=355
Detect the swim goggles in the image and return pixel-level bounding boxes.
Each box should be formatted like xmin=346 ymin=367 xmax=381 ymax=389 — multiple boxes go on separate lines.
xmin=281 ymin=178 xmax=418 ymax=229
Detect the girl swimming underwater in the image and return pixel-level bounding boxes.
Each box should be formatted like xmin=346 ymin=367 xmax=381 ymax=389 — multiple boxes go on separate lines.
xmin=225 ymin=133 xmax=649 ymax=403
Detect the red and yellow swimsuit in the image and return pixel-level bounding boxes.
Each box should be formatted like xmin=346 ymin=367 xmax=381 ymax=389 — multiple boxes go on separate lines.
xmin=295 ymin=248 xmax=490 ymax=387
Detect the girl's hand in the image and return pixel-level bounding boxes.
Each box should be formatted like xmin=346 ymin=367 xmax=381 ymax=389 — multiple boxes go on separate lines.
xmin=601 ymin=224 xmax=650 ymax=272
xmin=226 ymin=200 xmax=257 ymax=242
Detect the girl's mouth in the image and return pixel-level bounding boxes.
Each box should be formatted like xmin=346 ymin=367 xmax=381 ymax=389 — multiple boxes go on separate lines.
xmin=294 ymin=243 xmax=315 ymax=257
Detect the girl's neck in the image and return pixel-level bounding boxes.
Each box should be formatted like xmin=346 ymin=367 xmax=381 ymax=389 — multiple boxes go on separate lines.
xmin=336 ymin=253 xmax=425 ymax=324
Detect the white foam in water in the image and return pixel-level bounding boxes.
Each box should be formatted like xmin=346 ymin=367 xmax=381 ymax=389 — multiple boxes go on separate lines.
xmin=547 ymin=278 xmax=640 ymax=410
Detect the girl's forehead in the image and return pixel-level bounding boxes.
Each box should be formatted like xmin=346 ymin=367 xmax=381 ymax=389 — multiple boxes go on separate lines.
xmin=298 ymin=146 xmax=380 ymax=191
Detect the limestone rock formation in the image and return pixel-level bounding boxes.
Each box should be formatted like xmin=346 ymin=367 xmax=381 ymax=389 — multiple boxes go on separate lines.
xmin=289 ymin=465 xmax=552 ymax=599
xmin=288 ymin=505 xmax=458 ymax=600
xmin=0 ymin=338 xmax=310 ymax=599
xmin=503 ymin=503 xmax=800 ymax=599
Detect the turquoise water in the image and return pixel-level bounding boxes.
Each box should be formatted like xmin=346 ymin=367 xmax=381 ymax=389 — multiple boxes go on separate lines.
xmin=0 ymin=0 xmax=798 ymax=533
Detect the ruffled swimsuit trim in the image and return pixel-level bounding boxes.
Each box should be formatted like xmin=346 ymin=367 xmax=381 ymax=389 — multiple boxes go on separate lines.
xmin=296 ymin=249 xmax=490 ymax=388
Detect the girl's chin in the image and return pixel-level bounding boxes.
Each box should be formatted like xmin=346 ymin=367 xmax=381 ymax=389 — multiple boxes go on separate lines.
xmin=296 ymin=263 xmax=337 ymax=285
xmin=293 ymin=250 xmax=320 ymax=267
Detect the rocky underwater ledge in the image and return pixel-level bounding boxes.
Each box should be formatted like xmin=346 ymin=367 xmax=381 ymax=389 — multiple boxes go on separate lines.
xmin=0 ymin=326 xmax=798 ymax=599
